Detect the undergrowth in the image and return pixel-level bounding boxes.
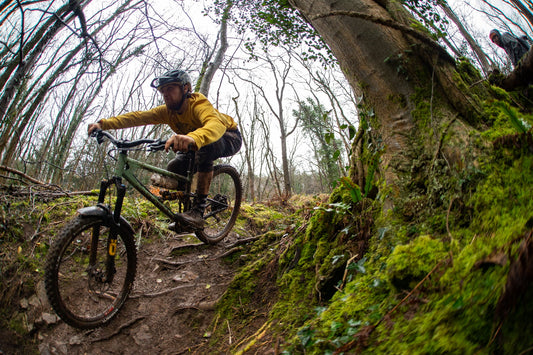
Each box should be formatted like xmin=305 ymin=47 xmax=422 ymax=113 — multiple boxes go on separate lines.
xmin=206 ymin=87 xmax=533 ymax=354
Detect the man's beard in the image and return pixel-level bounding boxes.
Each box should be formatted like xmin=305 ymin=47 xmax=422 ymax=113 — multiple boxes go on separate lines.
xmin=166 ymin=94 xmax=187 ymax=112
xmin=167 ymin=99 xmax=184 ymax=111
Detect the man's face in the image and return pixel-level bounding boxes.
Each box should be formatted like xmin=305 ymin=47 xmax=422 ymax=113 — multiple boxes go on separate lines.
xmin=490 ymin=33 xmax=502 ymax=46
xmin=159 ymin=84 xmax=184 ymax=111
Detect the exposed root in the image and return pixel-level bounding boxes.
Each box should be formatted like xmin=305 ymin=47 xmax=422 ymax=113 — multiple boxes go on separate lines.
xmin=90 ymin=316 xmax=145 ymax=343
xmin=129 ymin=284 xmax=200 ymax=298
xmin=233 ymin=320 xmax=272 ymax=354
xmin=174 ymin=300 xmax=218 ymax=312
xmin=131 ymin=282 xmax=231 ymax=299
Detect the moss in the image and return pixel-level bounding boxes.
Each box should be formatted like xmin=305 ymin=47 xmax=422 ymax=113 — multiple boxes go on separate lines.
xmin=386 ymin=235 xmax=448 ymax=290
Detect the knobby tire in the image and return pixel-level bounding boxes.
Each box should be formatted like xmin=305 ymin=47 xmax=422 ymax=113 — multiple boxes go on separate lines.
xmin=45 ymin=216 xmax=137 ymax=329
xmin=196 ymin=164 xmax=242 ymax=244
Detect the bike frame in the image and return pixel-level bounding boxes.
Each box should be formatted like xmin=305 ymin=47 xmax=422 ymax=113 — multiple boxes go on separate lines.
xmin=97 ymin=147 xmax=196 ymax=223
xmin=90 ymin=146 xmax=195 ymax=283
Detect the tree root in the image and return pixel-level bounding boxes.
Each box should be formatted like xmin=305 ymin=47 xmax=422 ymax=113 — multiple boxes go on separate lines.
xmin=90 ymin=316 xmax=146 ymax=343
xmin=157 ymin=236 xmax=261 ymax=268
xmin=174 ymin=300 xmax=218 ymax=313
xmin=233 ymin=320 xmax=272 ymax=354
xmin=131 ymin=282 xmax=230 ymax=299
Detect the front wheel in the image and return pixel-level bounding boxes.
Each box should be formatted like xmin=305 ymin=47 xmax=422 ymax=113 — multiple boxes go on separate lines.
xmin=196 ymin=165 xmax=242 ymax=244
xmin=44 ymin=215 xmax=137 ymax=329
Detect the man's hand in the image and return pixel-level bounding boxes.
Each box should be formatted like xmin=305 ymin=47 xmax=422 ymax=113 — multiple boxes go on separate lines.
xmin=88 ymin=122 xmax=102 ymax=135
xmin=165 ymin=134 xmax=197 ymax=152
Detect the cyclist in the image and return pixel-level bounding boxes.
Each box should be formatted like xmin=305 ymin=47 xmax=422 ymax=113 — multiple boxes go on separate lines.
xmin=489 ymin=29 xmax=531 ymax=67
xmin=87 ymin=69 xmax=242 ymax=229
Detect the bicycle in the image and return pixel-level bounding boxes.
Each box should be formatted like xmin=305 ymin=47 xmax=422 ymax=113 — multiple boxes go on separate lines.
xmin=44 ymin=130 xmax=242 ymax=329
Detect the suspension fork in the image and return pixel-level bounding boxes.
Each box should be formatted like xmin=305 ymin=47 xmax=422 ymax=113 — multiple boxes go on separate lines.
xmin=88 ymin=177 xmax=126 ymax=283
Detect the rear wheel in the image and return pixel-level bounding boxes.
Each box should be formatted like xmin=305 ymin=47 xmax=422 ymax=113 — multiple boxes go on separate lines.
xmin=196 ymin=165 xmax=242 ymax=244
xmin=45 ymin=216 xmax=137 ymax=329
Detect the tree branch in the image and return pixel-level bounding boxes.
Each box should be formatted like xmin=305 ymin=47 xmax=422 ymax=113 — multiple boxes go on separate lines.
xmin=310 ymin=10 xmax=453 ymax=63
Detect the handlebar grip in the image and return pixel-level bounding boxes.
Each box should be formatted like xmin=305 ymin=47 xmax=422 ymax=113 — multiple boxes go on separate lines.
xmin=90 ymin=129 xmax=105 ymax=144
xmin=149 ymin=139 xmax=167 ymax=151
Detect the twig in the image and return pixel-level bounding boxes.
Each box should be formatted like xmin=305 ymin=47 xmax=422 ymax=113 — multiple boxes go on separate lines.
xmin=339 ymin=254 xmax=359 ymax=291
xmin=227 ymin=320 xmax=232 ymax=345
xmin=379 ymin=258 xmax=447 ymax=325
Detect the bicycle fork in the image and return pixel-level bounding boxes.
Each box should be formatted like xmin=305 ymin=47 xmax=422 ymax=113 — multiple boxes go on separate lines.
xmin=86 ymin=177 xmax=127 ymax=285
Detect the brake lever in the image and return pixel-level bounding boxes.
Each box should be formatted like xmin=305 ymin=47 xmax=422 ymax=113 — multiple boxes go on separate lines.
xmin=91 ymin=129 xmax=105 ymax=145
xmin=149 ymin=139 xmax=167 ymax=152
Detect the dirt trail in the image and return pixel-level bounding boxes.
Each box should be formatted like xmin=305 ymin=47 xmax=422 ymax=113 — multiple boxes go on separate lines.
xmin=37 ymin=231 xmax=246 ymax=355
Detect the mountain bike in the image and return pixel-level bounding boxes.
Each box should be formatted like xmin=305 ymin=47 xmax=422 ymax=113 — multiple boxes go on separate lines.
xmin=44 ymin=130 xmax=242 ymax=329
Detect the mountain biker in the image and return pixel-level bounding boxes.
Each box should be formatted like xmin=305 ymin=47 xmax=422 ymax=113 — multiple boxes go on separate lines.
xmin=489 ymin=29 xmax=531 ymax=67
xmin=87 ymin=69 xmax=242 ymax=229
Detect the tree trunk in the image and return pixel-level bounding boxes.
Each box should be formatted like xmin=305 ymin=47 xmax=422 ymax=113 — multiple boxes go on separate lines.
xmin=0 ymin=1 xmax=78 ymax=119
xmin=198 ymin=1 xmax=232 ymax=97
xmin=288 ymin=0 xmax=483 ymax=203
xmin=499 ymin=46 xmax=533 ymax=90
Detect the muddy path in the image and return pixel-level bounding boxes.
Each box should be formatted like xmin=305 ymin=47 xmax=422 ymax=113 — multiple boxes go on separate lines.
xmin=37 ymin=230 xmax=250 ymax=355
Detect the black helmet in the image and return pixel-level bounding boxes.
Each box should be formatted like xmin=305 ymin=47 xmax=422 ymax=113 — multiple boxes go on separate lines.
xmin=150 ymin=69 xmax=191 ymax=89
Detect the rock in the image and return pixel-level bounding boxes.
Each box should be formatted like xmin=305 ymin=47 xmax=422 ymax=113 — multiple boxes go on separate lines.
xmin=38 ymin=342 xmax=52 ymax=355
xmin=69 ymin=335 xmax=82 ymax=345
xmin=172 ymin=270 xmax=199 ymax=283
xmin=41 ymin=312 xmax=59 ymax=326
xmin=133 ymin=324 xmax=153 ymax=346
xmin=28 ymin=294 xmax=41 ymax=308
xmin=20 ymin=298 xmax=29 ymax=309
xmin=36 ymin=280 xmax=50 ymax=309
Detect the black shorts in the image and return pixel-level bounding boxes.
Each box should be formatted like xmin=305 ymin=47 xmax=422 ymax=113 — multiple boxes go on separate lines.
xmin=167 ymin=129 xmax=242 ymax=175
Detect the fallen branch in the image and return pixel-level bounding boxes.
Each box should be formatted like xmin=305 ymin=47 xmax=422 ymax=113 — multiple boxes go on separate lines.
xmin=0 ymin=165 xmax=47 ymax=185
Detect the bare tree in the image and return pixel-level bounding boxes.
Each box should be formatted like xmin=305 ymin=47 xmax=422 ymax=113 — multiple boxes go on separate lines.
xmin=235 ymin=48 xmax=299 ymax=198
xmin=439 ymin=2 xmax=495 ymax=73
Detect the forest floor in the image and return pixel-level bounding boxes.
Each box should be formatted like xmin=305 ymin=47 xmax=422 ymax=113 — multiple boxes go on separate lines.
xmin=1 ymin=193 xmax=316 ymax=355
xmin=13 ymin=229 xmax=254 ymax=355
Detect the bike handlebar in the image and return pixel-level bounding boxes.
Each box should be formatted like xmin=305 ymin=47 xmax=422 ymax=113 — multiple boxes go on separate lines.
xmin=91 ymin=129 xmax=167 ymax=151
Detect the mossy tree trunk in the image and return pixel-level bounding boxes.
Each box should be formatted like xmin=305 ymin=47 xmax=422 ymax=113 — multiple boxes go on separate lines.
xmin=288 ymin=0 xmax=485 ymax=206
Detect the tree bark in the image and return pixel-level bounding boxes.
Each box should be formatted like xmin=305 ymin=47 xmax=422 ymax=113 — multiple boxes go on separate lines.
xmin=499 ymin=47 xmax=533 ymax=90
xmin=288 ymin=0 xmax=483 ymax=202
xmin=198 ymin=1 xmax=232 ymax=97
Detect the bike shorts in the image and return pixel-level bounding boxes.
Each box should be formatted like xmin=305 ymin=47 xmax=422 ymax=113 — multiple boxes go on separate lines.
xmin=167 ymin=129 xmax=242 ymax=175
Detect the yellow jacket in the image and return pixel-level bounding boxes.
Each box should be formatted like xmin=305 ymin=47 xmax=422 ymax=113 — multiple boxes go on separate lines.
xmin=99 ymin=93 xmax=237 ymax=149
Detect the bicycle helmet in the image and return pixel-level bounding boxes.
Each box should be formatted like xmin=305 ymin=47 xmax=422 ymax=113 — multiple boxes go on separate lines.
xmin=150 ymin=69 xmax=191 ymax=89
